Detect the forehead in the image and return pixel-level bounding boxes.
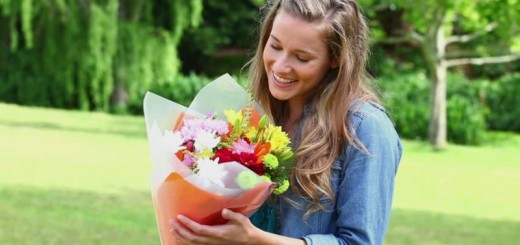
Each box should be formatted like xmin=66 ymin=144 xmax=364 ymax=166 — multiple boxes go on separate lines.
xmin=270 ymin=10 xmax=328 ymax=53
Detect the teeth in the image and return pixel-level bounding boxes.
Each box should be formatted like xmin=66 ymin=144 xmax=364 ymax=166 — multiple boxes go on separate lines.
xmin=274 ymin=74 xmax=295 ymax=83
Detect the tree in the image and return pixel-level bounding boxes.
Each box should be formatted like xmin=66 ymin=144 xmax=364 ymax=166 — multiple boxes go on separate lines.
xmin=178 ymin=0 xmax=265 ymax=76
xmin=364 ymin=0 xmax=520 ymax=149
xmin=0 ymin=0 xmax=202 ymax=113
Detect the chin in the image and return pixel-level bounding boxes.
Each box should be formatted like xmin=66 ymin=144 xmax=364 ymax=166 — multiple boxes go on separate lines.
xmin=268 ymin=84 xmax=289 ymax=101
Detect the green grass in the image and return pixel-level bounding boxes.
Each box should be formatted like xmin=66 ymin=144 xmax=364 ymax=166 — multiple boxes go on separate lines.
xmin=387 ymin=137 xmax=520 ymax=245
xmin=1 ymin=102 xmax=519 ymax=244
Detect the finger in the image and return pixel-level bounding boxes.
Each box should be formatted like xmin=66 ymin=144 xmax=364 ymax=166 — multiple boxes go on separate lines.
xmin=170 ymin=220 xmax=200 ymax=244
xmin=177 ymin=215 xmax=210 ymax=236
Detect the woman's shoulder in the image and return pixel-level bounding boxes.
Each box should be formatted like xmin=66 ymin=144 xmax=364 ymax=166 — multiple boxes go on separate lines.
xmin=344 ymin=99 xmax=402 ymax=167
xmin=347 ymin=100 xmax=392 ymax=131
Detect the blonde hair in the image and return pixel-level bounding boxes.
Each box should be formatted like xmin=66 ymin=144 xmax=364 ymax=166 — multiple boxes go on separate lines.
xmin=247 ymin=0 xmax=379 ymax=215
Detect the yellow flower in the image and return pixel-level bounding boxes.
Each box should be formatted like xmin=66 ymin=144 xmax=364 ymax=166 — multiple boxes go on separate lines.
xmin=223 ymin=109 xmax=243 ymax=125
xmin=264 ymin=124 xmax=290 ymax=152
xmin=245 ymin=126 xmax=257 ymax=141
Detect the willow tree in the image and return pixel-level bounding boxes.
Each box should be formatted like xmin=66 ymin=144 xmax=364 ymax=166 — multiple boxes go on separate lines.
xmin=0 ymin=0 xmax=202 ymax=112
xmin=362 ymin=0 xmax=520 ymax=149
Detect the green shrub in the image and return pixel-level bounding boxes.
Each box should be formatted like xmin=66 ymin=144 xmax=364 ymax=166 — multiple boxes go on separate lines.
xmin=446 ymin=73 xmax=488 ymax=145
xmin=379 ymin=71 xmax=488 ymax=145
xmin=446 ymin=96 xmax=487 ymax=145
xmin=483 ymin=73 xmax=520 ymax=132
xmin=379 ymin=71 xmax=430 ymax=141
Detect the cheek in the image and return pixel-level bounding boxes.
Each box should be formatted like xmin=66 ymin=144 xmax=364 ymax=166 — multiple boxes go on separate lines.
xmin=262 ymin=49 xmax=276 ymax=68
xmin=300 ymin=65 xmax=327 ymax=87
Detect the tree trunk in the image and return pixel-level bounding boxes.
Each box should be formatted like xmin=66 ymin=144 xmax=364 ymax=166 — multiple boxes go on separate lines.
xmin=429 ymin=61 xmax=447 ymax=149
xmin=427 ymin=22 xmax=448 ymax=149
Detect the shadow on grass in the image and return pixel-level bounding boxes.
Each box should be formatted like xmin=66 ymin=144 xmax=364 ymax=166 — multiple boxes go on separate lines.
xmin=387 ymin=208 xmax=520 ymax=245
xmin=2 ymin=186 xmax=519 ymax=245
xmin=0 ymin=186 xmax=158 ymax=245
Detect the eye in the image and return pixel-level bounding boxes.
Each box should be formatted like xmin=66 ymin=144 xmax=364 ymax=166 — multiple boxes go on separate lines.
xmin=270 ymin=44 xmax=282 ymax=50
xmin=296 ymin=56 xmax=310 ymax=63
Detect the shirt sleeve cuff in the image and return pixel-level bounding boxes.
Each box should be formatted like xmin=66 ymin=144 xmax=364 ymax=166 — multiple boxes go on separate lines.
xmin=302 ymin=234 xmax=340 ymax=245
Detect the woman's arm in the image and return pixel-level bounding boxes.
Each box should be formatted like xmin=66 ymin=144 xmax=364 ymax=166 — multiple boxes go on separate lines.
xmin=171 ymin=208 xmax=306 ymax=245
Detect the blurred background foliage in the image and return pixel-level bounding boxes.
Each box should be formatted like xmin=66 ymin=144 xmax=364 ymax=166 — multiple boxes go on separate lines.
xmin=0 ymin=0 xmax=519 ymax=146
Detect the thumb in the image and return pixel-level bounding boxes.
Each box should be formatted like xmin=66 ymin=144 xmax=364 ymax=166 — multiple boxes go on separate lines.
xmin=222 ymin=208 xmax=243 ymax=222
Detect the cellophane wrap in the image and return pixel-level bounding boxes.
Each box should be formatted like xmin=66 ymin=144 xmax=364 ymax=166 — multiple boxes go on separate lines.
xmin=143 ymin=74 xmax=275 ymax=245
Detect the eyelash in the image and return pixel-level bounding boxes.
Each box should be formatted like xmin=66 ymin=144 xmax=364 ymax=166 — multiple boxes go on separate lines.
xmin=269 ymin=44 xmax=281 ymax=50
xmin=297 ymin=57 xmax=309 ymax=63
xmin=269 ymin=44 xmax=309 ymax=63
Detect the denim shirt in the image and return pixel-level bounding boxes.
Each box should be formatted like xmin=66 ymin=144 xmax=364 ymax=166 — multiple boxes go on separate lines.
xmin=278 ymin=101 xmax=402 ymax=245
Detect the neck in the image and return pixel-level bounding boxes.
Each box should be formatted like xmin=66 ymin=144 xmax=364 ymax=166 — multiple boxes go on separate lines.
xmin=282 ymin=99 xmax=306 ymax=137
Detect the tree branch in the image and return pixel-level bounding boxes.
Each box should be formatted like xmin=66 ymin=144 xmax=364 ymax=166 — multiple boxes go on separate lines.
xmin=377 ymin=30 xmax=425 ymax=44
xmin=445 ymin=23 xmax=497 ymax=46
xmin=446 ymin=53 xmax=520 ymax=67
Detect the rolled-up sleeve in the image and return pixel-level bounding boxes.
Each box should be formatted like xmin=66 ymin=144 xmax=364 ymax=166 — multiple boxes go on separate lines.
xmin=303 ymin=234 xmax=339 ymax=245
xmin=302 ymin=107 xmax=402 ymax=245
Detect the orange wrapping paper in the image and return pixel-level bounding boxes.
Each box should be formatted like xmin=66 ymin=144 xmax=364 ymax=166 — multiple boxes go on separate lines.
xmin=153 ymin=173 xmax=274 ymax=245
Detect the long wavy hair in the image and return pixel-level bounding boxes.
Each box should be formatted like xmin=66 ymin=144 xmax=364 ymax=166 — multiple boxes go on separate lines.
xmin=247 ymin=0 xmax=379 ymax=215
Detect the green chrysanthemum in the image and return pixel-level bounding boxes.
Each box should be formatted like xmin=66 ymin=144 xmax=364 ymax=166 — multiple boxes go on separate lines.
xmin=236 ymin=171 xmax=259 ymax=190
xmin=274 ymin=179 xmax=290 ymax=195
xmin=263 ymin=153 xmax=279 ymax=170
xmin=198 ymin=148 xmax=214 ymax=158
xmin=260 ymin=174 xmax=272 ymax=182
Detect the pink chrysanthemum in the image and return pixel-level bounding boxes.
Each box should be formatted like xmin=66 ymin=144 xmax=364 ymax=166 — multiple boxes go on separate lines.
xmin=180 ymin=117 xmax=229 ymax=141
xmin=182 ymin=154 xmax=196 ymax=168
xmin=232 ymin=139 xmax=254 ymax=154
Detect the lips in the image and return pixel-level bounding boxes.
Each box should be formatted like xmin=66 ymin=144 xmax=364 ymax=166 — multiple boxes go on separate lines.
xmin=273 ymin=73 xmax=296 ymax=84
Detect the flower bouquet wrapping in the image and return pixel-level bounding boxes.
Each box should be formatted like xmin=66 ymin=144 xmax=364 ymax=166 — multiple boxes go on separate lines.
xmin=143 ymin=74 xmax=294 ymax=245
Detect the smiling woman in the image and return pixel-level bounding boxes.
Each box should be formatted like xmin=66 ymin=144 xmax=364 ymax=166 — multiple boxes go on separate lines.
xmin=169 ymin=1 xmax=403 ymax=244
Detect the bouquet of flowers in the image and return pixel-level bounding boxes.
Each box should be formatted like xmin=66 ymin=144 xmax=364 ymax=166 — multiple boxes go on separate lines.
xmin=144 ymin=74 xmax=294 ymax=245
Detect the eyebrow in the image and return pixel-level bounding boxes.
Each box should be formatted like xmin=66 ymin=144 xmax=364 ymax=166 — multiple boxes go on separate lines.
xmin=270 ymin=34 xmax=317 ymax=57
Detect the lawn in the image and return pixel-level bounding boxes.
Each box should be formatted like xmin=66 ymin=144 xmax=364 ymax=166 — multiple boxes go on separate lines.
xmin=1 ymin=103 xmax=519 ymax=244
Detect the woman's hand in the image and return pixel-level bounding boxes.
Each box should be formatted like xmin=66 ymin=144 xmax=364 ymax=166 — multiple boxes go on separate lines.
xmin=170 ymin=209 xmax=260 ymax=245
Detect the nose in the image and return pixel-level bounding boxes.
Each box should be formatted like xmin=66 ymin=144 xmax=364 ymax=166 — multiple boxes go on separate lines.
xmin=272 ymin=54 xmax=292 ymax=74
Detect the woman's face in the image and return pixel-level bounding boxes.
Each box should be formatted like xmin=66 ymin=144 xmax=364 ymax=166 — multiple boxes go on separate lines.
xmin=263 ymin=10 xmax=335 ymax=107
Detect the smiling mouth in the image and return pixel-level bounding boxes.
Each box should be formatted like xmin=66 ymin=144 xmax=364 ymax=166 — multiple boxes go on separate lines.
xmin=274 ymin=73 xmax=296 ymax=84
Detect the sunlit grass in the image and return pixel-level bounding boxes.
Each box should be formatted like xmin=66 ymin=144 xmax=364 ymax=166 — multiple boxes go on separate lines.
xmin=393 ymin=138 xmax=520 ymax=222
xmin=1 ymin=102 xmax=519 ymax=244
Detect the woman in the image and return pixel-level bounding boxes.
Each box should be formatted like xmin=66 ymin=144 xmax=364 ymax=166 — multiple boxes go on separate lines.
xmin=170 ymin=0 xmax=402 ymax=244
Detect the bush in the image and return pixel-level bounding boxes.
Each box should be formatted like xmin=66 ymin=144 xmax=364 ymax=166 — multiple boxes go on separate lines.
xmin=379 ymin=71 xmax=488 ymax=145
xmin=125 ymin=73 xmax=212 ymax=114
xmin=446 ymin=73 xmax=488 ymax=145
xmin=378 ymin=71 xmax=430 ymax=141
xmin=126 ymin=73 xmax=249 ymax=115
xmin=156 ymin=73 xmax=213 ymax=107
xmin=483 ymin=73 xmax=520 ymax=132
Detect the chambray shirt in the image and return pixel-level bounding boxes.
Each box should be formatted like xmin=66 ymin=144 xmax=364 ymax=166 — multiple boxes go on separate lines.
xmin=278 ymin=101 xmax=402 ymax=245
